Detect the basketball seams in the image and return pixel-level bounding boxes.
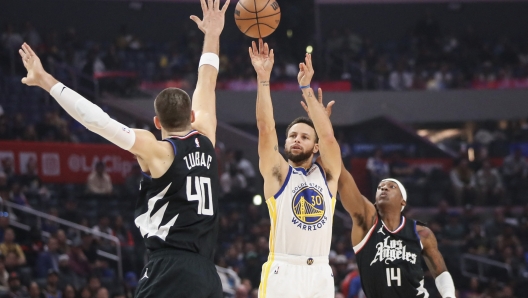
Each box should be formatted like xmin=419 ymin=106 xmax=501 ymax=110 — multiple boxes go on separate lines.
xmin=237 ymin=1 xmax=256 ymax=13
xmin=252 ymin=0 xmax=262 ymax=38
xmin=235 ymin=0 xmax=280 ymax=38
xmin=234 ymin=11 xmax=281 ymax=21
xmin=256 ymin=0 xmax=272 ymax=13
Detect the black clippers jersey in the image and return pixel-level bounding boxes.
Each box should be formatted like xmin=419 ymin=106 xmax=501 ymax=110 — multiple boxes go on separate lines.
xmin=354 ymin=215 xmax=429 ymax=298
xmin=134 ymin=131 xmax=219 ymax=260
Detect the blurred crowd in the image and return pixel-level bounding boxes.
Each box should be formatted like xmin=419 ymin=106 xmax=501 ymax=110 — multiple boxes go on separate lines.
xmin=2 ymin=13 xmax=528 ymax=92
xmin=324 ymin=11 xmax=528 ymax=91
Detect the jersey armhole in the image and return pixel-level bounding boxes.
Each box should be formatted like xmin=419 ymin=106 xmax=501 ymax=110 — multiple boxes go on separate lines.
xmin=353 ymin=216 xmax=379 ymax=254
xmin=162 ymin=138 xmax=177 ymax=156
xmin=272 ymin=166 xmax=293 ymax=200
xmin=314 ymin=161 xmax=333 ymax=197
xmin=414 ymin=221 xmax=424 ymax=250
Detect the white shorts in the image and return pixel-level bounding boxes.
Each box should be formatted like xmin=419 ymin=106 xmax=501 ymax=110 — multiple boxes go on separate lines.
xmin=258 ymin=253 xmax=335 ymax=298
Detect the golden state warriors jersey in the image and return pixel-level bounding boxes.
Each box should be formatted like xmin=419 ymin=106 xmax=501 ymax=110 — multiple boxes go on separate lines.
xmin=266 ymin=163 xmax=336 ymax=257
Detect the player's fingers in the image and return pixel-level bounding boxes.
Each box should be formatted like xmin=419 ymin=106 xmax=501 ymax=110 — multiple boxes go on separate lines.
xmin=258 ymin=39 xmax=263 ymax=54
xmin=214 ymin=0 xmax=220 ymax=11
xmin=24 ymin=43 xmax=35 ymax=57
xmin=301 ymin=101 xmax=309 ymax=112
xmin=248 ymin=47 xmax=255 ymax=59
xmin=199 ymin=0 xmax=207 ymax=12
xmin=306 ymin=53 xmax=313 ymax=70
xmin=189 ymin=15 xmax=202 ymax=25
xmin=263 ymin=42 xmax=269 ymax=56
xmin=270 ymin=49 xmax=274 ymax=61
xmin=21 ymin=77 xmax=27 ymax=85
xmin=251 ymin=41 xmax=257 ymax=55
xmin=221 ymin=0 xmax=230 ymax=13
xmin=207 ymin=0 xmax=213 ymax=10
xmin=327 ymin=100 xmax=335 ymax=109
xmin=18 ymin=49 xmax=27 ymax=59
xmin=318 ymin=88 xmax=323 ymax=102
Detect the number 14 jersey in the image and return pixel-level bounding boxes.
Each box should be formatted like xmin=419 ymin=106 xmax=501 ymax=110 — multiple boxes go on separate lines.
xmin=354 ymin=215 xmax=429 ymax=298
xmin=134 ymin=131 xmax=219 ymax=261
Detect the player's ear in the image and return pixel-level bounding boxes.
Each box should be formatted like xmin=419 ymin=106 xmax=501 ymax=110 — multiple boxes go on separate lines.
xmin=153 ymin=116 xmax=162 ymax=130
xmin=313 ymin=143 xmax=319 ymax=154
xmin=190 ymin=110 xmax=196 ymax=123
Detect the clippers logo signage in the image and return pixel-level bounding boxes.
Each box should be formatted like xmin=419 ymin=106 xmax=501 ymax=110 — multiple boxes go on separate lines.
xmin=0 ymin=141 xmax=136 ymax=183
xmin=291 ymin=185 xmax=328 ymax=231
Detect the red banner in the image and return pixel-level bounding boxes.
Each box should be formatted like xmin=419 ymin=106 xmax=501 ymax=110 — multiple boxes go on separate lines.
xmin=0 ymin=141 xmax=137 ymax=184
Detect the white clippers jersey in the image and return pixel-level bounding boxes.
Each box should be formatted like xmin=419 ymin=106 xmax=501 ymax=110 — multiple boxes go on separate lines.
xmin=266 ymin=163 xmax=336 ymax=257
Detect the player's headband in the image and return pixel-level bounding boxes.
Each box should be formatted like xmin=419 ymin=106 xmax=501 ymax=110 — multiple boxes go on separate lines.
xmin=381 ymin=178 xmax=407 ymax=211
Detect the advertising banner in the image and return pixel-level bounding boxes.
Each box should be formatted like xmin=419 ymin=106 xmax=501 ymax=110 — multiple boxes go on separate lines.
xmin=0 ymin=141 xmax=137 ymax=184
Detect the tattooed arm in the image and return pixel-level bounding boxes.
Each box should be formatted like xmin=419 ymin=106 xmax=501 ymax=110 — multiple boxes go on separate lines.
xmin=249 ymin=39 xmax=290 ymax=200
xmin=418 ymin=225 xmax=456 ymax=298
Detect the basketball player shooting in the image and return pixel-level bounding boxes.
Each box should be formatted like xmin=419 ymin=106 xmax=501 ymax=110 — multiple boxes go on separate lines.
xmin=249 ymin=39 xmax=341 ymax=298
xmin=335 ymin=145 xmax=456 ymax=296
xmin=18 ymin=0 xmax=229 ymax=297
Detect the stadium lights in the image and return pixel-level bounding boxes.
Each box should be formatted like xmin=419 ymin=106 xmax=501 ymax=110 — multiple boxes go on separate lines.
xmin=253 ymin=194 xmax=263 ymax=206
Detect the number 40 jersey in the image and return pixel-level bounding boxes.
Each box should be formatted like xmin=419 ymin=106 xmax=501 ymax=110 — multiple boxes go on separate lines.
xmin=134 ymin=131 xmax=219 ymax=261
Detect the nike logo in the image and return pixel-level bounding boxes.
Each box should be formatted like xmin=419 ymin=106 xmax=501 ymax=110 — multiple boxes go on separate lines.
xmin=60 ymin=86 xmax=66 ymax=95
xmin=141 ymin=268 xmax=149 ymax=280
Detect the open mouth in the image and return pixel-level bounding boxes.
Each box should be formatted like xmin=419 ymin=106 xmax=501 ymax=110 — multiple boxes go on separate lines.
xmin=291 ymin=145 xmax=302 ymax=151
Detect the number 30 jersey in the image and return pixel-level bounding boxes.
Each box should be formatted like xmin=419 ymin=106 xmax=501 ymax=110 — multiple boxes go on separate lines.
xmin=267 ymin=163 xmax=336 ymax=257
xmin=354 ymin=215 xmax=429 ymax=298
xmin=134 ymin=131 xmax=219 ymax=260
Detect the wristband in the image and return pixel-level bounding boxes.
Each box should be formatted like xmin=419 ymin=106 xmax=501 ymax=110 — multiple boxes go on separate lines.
xmin=198 ymin=53 xmax=219 ymax=71
xmin=300 ymin=85 xmax=310 ymax=89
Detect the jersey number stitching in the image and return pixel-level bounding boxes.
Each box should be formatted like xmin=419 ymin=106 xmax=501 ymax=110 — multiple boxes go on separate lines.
xmin=187 ymin=176 xmax=214 ymax=215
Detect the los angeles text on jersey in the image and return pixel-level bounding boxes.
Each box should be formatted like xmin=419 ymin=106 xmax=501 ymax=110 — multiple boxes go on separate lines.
xmin=183 ymin=152 xmax=213 ymax=170
xmin=370 ymin=236 xmax=417 ymax=266
xmin=290 ymin=183 xmax=328 ymax=231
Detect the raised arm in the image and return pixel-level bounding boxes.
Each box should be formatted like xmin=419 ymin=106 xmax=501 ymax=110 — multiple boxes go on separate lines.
xmin=18 ymin=43 xmax=162 ymax=160
xmin=297 ymin=54 xmax=341 ymax=195
xmin=301 ymin=95 xmax=377 ymax=245
xmin=189 ymin=0 xmax=230 ymax=146
xmin=418 ymin=225 xmax=456 ymax=298
xmin=339 ymin=162 xmax=377 ymax=246
xmin=249 ymin=39 xmax=289 ymax=199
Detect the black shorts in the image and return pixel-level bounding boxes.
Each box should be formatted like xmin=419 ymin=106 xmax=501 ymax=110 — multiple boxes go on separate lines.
xmin=135 ymin=249 xmax=222 ymax=298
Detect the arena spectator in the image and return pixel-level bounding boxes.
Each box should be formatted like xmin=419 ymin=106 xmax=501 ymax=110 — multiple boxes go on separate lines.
xmin=475 ymin=160 xmax=505 ymax=205
xmin=28 ymin=281 xmax=45 ymax=298
xmin=1 ymin=272 xmax=28 ymax=298
xmin=502 ymin=148 xmax=528 ymax=199
xmin=0 ymin=228 xmax=26 ymax=266
xmin=86 ymin=162 xmax=113 ymax=196
xmin=35 ymin=237 xmax=60 ymax=278
xmin=450 ymin=158 xmax=477 ymax=206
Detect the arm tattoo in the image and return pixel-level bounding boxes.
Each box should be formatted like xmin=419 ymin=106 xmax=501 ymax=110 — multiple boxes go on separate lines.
xmin=274 ymin=145 xmax=278 ymax=151
xmin=260 ymin=80 xmax=269 ymax=86
xmin=308 ymin=92 xmax=313 ymax=97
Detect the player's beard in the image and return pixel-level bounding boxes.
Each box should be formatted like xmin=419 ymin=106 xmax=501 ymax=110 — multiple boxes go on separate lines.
xmin=286 ymin=147 xmax=313 ymax=163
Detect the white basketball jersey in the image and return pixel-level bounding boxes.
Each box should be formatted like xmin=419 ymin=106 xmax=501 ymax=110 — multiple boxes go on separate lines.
xmin=266 ymin=162 xmax=336 ymax=257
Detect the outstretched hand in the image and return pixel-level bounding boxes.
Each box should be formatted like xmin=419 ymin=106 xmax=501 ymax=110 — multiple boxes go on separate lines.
xmin=298 ymin=53 xmax=315 ymax=87
xmin=19 ymin=43 xmax=47 ymax=88
xmin=301 ymin=88 xmax=335 ymax=118
xmin=249 ymin=39 xmax=274 ymax=79
xmin=190 ymin=0 xmax=230 ymax=36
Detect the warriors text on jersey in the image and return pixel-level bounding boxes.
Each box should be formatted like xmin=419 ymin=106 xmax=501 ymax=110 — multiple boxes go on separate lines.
xmin=266 ymin=163 xmax=336 ymax=257
xmin=134 ymin=131 xmax=219 ymax=260
xmin=354 ymin=215 xmax=429 ymax=298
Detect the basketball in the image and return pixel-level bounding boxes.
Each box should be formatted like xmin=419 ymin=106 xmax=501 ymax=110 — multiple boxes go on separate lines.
xmin=234 ymin=0 xmax=281 ymax=38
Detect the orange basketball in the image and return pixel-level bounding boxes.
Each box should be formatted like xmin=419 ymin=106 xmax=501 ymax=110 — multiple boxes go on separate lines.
xmin=234 ymin=0 xmax=281 ymax=38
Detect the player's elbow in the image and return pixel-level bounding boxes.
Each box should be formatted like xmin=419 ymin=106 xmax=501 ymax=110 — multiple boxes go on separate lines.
xmin=257 ymin=120 xmax=275 ymax=133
